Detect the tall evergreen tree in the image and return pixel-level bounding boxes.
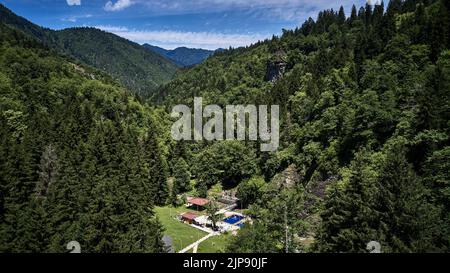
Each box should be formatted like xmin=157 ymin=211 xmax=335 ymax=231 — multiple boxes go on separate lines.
xmin=338 ymin=6 xmax=346 ymax=26
xmin=173 ymin=157 xmax=191 ymax=194
xmin=143 ymin=129 xmax=169 ymax=206
xmin=375 ymin=142 xmax=439 ymax=252
xmin=315 ymin=150 xmax=378 ymax=252
xmin=349 ymin=5 xmax=358 ymax=26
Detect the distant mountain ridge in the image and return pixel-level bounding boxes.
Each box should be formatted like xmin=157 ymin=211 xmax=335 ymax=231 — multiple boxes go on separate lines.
xmin=0 ymin=4 xmax=178 ymax=97
xmin=143 ymin=44 xmax=216 ymax=67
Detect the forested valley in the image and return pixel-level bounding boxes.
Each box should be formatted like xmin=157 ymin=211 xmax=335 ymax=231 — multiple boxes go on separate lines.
xmin=0 ymin=0 xmax=449 ymax=253
xmin=0 ymin=23 xmax=169 ymax=252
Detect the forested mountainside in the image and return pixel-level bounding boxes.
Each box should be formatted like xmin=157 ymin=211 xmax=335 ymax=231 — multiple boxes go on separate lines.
xmin=143 ymin=44 xmax=215 ymax=67
xmin=158 ymin=0 xmax=450 ymax=252
xmin=53 ymin=28 xmax=177 ymax=96
xmin=0 ymin=23 xmax=170 ymax=252
xmin=0 ymin=4 xmax=178 ymax=97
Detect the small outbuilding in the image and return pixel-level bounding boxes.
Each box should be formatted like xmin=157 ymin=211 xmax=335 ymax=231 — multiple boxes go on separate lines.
xmin=180 ymin=212 xmax=198 ymax=224
xmin=187 ymin=197 xmax=209 ymax=209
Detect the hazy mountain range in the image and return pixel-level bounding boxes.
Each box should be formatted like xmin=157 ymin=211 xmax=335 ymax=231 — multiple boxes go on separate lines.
xmin=143 ymin=44 xmax=217 ymax=67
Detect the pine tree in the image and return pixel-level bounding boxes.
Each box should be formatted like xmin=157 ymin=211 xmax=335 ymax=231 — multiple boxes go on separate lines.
xmin=338 ymin=6 xmax=346 ymax=26
xmin=385 ymin=0 xmax=402 ymax=39
xmin=373 ymin=1 xmax=385 ymax=26
xmin=315 ymin=150 xmax=378 ymax=252
xmin=196 ymin=180 xmax=208 ymax=198
xmin=35 ymin=144 xmax=59 ymax=200
xmin=173 ymin=157 xmax=191 ymax=194
xmin=143 ymin=129 xmax=168 ymax=206
xmin=422 ymin=147 xmax=450 ymax=251
xmin=413 ymin=2 xmax=427 ymax=44
xmin=374 ymin=142 xmax=439 ymax=252
xmin=349 ymin=5 xmax=358 ymax=26
xmin=365 ymin=3 xmax=373 ymax=26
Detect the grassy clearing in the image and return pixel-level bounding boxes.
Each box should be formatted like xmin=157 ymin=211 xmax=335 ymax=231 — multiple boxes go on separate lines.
xmin=155 ymin=206 xmax=207 ymax=252
xmin=155 ymin=205 xmax=234 ymax=253
xmin=197 ymin=233 xmax=231 ymax=253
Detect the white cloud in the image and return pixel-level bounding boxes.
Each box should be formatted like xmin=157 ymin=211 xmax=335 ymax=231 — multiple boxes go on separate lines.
xmin=95 ymin=25 xmax=268 ymax=50
xmin=66 ymin=0 xmax=81 ymax=6
xmin=104 ymin=0 xmax=134 ymax=12
xmin=136 ymin=0 xmax=365 ymax=21
xmin=62 ymin=14 xmax=93 ymax=23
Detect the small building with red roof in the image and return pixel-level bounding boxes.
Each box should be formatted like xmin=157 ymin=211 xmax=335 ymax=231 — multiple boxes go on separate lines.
xmin=180 ymin=212 xmax=198 ymax=224
xmin=188 ymin=197 xmax=209 ymax=207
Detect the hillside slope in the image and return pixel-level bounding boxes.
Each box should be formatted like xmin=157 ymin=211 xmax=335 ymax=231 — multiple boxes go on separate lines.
xmin=159 ymin=0 xmax=450 ymax=253
xmin=0 ymin=22 xmax=169 ymax=252
xmin=0 ymin=4 xmax=178 ymax=97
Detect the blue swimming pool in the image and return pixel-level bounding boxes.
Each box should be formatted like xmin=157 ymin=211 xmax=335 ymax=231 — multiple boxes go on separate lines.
xmin=223 ymin=214 xmax=244 ymax=225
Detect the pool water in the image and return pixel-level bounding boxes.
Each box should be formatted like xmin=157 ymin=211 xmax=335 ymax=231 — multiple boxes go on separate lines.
xmin=223 ymin=215 xmax=244 ymax=225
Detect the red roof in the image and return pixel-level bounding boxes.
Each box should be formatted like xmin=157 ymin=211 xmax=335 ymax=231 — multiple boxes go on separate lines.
xmin=181 ymin=212 xmax=198 ymax=220
xmin=188 ymin=197 xmax=209 ymax=207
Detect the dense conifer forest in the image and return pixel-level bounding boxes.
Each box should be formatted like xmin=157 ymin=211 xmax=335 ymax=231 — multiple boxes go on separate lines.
xmin=0 ymin=23 xmax=168 ymax=252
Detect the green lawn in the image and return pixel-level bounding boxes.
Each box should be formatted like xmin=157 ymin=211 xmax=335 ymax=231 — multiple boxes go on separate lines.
xmin=155 ymin=205 xmax=233 ymax=253
xmin=197 ymin=233 xmax=231 ymax=253
xmin=155 ymin=206 xmax=207 ymax=252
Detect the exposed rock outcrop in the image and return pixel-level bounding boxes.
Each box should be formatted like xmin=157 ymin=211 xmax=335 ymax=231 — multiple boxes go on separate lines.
xmin=266 ymin=50 xmax=287 ymax=82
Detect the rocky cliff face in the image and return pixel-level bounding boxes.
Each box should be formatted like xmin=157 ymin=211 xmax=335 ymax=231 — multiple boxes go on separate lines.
xmin=274 ymin=164 xmax=302 ymax=189
xmin=266 ymin=50 xmax=287 ymax=82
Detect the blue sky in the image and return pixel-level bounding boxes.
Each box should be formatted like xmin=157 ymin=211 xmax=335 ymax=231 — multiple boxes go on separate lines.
xmin=0 ymin=0 xmax=369 ymax=49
